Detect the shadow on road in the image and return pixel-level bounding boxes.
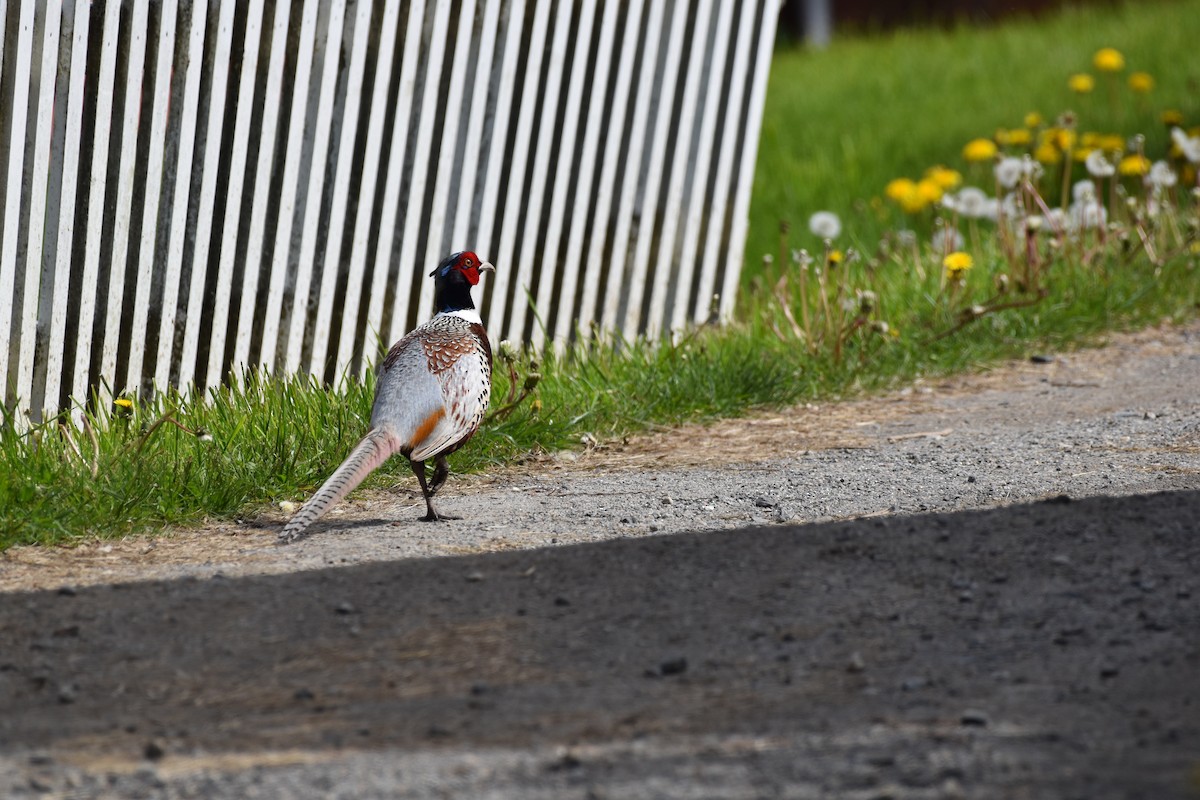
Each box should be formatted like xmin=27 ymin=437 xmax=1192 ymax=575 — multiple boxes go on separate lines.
xmin=2 ymin=490 xmax=1198 ymax=797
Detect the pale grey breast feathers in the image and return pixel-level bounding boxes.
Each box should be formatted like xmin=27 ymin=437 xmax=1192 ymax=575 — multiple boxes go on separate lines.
xmin=374 ymin=313 xmax=492 ymax=460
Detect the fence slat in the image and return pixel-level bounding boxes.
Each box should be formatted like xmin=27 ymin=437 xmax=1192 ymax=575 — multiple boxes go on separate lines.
xmin=472 ymin=0 xmax=526 ymax=330
xmin=72 ymin=0 xmax=122 ymax=406
xmin=599 ymin=0 xmax=666 ymax=333
xmin=487 ymin=0 xmax=553 ymax=339
xmin=531 ymin=0 xmax=597 ymax=352
xmin=622 ymin=0 xmax=690 ymax=337
xmin=507 ymin=0 xmax=574 ymax=345
xmin=671 ymin=0 xmax=735 ymax=335
xmin=284 ymin=0 xmax=347 ymax=375
xmin=16 ymin=3 xmax=61 ymax=419
xmin=176 ymin=0 xmax=235 ymax=392
xmin=153 ymin=0 xmax=208 ymax=393
xmin=386 ymin=0 xmax=456 ymax=349
xmin=307 ymin=0 xmax=374 ymax=378
xmin=0 ymin=0 xmax=35 ymax=408
xmin=576 ymin=0 xmax=646 ymax=335
xmin=44 ymin=0 xmax=91 ymax=417
xmin=722 ymin=0 xmax=781 ymax=321
xmin=99 ymin=0 xmax=149 ymax=402
xmin=414 ymin=0 xmax=479 ymax=338
xmin=449 ymin=0 xmax=502 ymax=254
xmin=333 ymin=0 xmax=404 ymax=379
xmin=257 ymin=0 xmax=320 ymax=373
xmin=693 ymin=1 xmax=759 ymax=325
xmin=125 ymin=2 xmax=178 ymax=393
xmin=556 ymin=0 xmax=620 ymax=346
xmin=232 ymin=0 xmax=292 ymax=370
xmin=204 ymin=1 xmax=266 ymax=389
xmin=645 ymin=0 xmax=716 ymax=339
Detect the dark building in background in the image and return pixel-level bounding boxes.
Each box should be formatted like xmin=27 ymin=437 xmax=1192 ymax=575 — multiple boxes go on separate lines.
xmin=779 ymin=0 xmax=1122 ymax=41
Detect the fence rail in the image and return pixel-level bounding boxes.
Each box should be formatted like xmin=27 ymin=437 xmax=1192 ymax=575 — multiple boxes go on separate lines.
xmin=0 ymin=0 xmax=779 ymax=423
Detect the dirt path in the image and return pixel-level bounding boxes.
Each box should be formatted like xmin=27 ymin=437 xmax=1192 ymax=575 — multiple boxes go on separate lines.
xmin=1 ymin=323 xmax=1198 ymax=798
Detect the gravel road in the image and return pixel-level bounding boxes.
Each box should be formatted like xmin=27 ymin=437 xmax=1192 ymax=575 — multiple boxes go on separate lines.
xmin=1 ymin=323 xmax=1198 ymax=798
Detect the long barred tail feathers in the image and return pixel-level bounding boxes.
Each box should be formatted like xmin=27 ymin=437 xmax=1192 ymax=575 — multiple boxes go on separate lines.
xmin=278 ymin=429 xmax=399 ymax=544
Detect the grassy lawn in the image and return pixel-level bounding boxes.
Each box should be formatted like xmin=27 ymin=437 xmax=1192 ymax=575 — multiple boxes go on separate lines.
xmin=748 ymin=0 xmax=1200 ymax=267
xmin=2 ymin=0 xmax=1198 ymax=549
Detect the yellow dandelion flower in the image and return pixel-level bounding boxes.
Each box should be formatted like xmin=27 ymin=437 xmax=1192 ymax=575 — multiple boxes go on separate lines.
xmin=1051 ymin=128 xmax=1077 ymax=151
xmin=962 ymin=138 xmax=998 ymax=162
xmin=827 ymin=249 xmax=844 ymax=266
xmin=1099 ymin=134 xmax=1125 ymax=152
xmin=1162 ymin=109 xmax=1185 ymax=126
xmin=114 ymin=397 xmax=133 ymax=409
xmin=885 ymin=177 xmax=916 ymax=201
xmin=1034 ymin=141 xmax=1062 ymax=165
xmin=1128 ymin=71 xmax=1154 ymax=93
xmin=1024 ymin=112 xmax=1044 ymax=129
xmin=916 ymin=178 xmax=944 ymax=205
xmin=1068 ymin=73 xmax=1095 ymax=93
xmin=885 ymin=177 xmax=928 ymax=213
xmin=1006 ymin=128 xmax=1032 ymax=147
xmin=943 ymin=251 xmax=974 ymax=279
xmin=1118 ymin=154 xmax=1150 ymax=176
xmin=1093 ymin=47 xmax=1125 ymax=72
xmin=1073 ymin=146 xmax=1094 ymax=163
xmin=924 ymin=165 xmax=962 ymax=191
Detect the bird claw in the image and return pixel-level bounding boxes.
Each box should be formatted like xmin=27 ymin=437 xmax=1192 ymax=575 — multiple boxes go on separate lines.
xmin=420 ymin=512 xmax=460 ymax=522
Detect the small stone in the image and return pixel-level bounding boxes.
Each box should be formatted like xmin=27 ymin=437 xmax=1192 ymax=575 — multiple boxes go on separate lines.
xmin=57 ymin=684 xmax=78 ymax=704
xmin=1143 ymin=411 xmax=1157 ymax=420
xmin=649 ymin=524 xmax=659 ymax=532
xmin=847 ymin=652 xmax=866 ymax=673
xmin=1099 ymin=665 xmax=1120 ymax=679
xmin=56 ymin=586 xmax=77 ymax=597
xmin=966 ymin=475 xmax=976 ymax=483
xmin=960 ymin=709 xmax=989 ymax=727
xmin=554 ymin=596 xmax=570 ymax=607
xmin=144 ymin=740 xmax=166 ymax=760
xmin=465 ymin=571 xmax=485 ymax=582
xmin=1030 ymin=354 xmax=1054 ymax=364
xmin=754 ymin=496 xmax=776 ymax=509
xmin=659 ymin=657 xmax=688 ymax=676
xmin=334 ymin=602 xmax=357 ymax=615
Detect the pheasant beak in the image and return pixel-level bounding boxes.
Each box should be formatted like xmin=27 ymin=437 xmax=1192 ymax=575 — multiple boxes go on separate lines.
xmin=478 ymin=261 xmax=496 ymax=274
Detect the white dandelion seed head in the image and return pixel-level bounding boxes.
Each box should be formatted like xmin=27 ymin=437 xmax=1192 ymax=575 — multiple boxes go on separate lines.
xmin=931 ymin=227 xmax=965 ymax=253
xmin=955 ymin=187 xmax=991 ymax=218
xmin=1000 ymin=191 xmax=1027 ymax=223
xmin=895 ymin=229 xmax=918 ymax=248
xmin=1021 ymin=155 xmax=1045 ymax=182
xmin=995 ymin=157 xmax=1024 ymax=190
xmin=1146 ymin=160 xmax=1178 ymax=189
xmin=808 ymin=211 xmax=842 ymax=239
xmin=1072 ymin=179 xmax=1098 ymax=203
xmin=1085 ymin=149 xmax=1116 ymax=178
xmin=1044 ymin=207 xmax=1069 ymax=232
xmin=1069 ymin=199 xmax=1107 ymax=230
xmin=1171 ymin=127 xmax=1200 ymax=163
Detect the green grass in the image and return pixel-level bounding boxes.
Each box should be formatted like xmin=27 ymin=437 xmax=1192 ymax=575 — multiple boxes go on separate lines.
xmin=748 ymin=0 xmax=1200 ymax=270
xmin=2 ymin=0 xmax=1198 ymax=550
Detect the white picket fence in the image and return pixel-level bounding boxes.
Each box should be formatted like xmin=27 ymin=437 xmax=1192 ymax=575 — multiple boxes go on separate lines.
xmin=0 ymin=0 xmax=779 ymax=423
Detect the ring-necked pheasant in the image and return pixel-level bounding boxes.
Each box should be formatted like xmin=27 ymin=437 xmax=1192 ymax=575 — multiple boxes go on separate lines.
xmin=279 ymin=251 xmax=495 ymax=544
